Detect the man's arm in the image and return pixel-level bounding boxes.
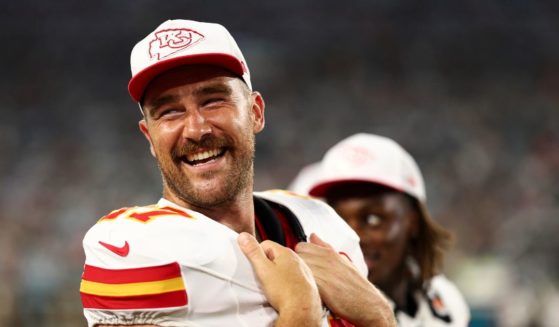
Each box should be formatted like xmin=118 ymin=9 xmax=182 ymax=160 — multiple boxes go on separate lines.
xmin=296 ymin=233 xmax=397 ymax=327
xmin=238 ymin=232 xmax=322 ymax=327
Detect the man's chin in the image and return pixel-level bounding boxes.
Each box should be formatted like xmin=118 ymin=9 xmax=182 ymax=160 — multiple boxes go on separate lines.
xmin=182 ymin=181 xmax=239 ymax=207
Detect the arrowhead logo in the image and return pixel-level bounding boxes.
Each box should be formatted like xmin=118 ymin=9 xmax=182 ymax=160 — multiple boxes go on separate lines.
xmin=149 ymin=28 xmax=205 ymax=61
xmin=99 ymin=240 xmax=130 ymax=257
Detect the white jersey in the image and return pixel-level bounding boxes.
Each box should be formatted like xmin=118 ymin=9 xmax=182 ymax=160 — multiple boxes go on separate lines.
xmin=395 ymin=275 xmax=470 ymax=327
xmin=80 ymin=190 xmax=366 ymax=327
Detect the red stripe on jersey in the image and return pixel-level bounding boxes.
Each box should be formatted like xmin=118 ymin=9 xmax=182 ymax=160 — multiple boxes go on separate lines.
xmin=81 ymin=289 xmax=187 ymax=309
xmin=82 ymin=262 xmax=181 ymax=284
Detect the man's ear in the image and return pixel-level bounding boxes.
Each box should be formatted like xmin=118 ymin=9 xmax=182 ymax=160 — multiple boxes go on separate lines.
xmin=138 ymin=119 xmax=156 ymax=158
xmin=250 ymin=91 xmax=265 ymax=134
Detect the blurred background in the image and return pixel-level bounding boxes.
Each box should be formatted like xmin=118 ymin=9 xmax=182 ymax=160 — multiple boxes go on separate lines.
xmin=1 ymin=1 xmax=558 ymax=326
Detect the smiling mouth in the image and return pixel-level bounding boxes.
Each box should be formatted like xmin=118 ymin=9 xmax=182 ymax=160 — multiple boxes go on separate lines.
xmin=184 ymin=148 xmax=226 ymax=166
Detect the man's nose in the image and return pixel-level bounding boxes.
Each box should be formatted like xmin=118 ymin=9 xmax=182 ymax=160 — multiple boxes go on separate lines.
xmin=182 ymin=110 xmax=212 ymax=141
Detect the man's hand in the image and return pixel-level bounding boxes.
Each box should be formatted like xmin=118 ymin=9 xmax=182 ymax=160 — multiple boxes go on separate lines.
xmin=238 ymin=232 xmax=322 ymax=327
xmin=296 ymin=233 xmax=397 ymax=327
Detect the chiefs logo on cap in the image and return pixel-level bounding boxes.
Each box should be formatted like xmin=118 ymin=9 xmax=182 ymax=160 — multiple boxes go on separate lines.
xmin=340 ymin=145 xmax=374 ymax=166
xmin=149 ymin=28 xmax=205 ymax=61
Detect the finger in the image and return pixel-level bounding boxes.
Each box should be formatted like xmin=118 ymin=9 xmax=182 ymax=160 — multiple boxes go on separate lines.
xmin=238 ymin=232 xmax=270 ymax=271
xmin=309 ymin=233 xmax=335 ymax=250
xmin=260 ymin=240 xmax=278 ymax=261
xmin=309 ymin=234 xmax=353 ymax=264
xmin=295 ymin=233 xmax=332 ymax=254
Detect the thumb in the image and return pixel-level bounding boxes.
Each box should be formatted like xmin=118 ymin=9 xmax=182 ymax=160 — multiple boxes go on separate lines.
xmin=238 ymin=232 xmax=270 ymax=272
xmin=309 ymin=233 xmax=335 ymax=250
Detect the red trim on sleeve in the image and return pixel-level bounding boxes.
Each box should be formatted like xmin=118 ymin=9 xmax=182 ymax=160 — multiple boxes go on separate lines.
xmin=81 ymin=290 xmax=187 ymax=309
xmin=82 ymin=262 xmax=181 ymax=284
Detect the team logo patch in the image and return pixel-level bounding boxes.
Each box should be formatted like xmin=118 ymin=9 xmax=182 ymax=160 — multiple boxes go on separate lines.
xmin=405 ymin=175 xmax=416 ymax=187
xmin=80 ymin=262 xmax=187 ymax=309
xmin=340 ymin=144 xmax=374 ymax=166
xmin=427 ymin=290 xmax=452 ymax=323
xmin=149 ymin=28 xmax=204 ymax=60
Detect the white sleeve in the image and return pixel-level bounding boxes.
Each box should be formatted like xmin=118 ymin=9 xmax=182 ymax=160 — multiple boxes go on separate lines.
xmin=80 ymin=206 xmax=204 ymax=327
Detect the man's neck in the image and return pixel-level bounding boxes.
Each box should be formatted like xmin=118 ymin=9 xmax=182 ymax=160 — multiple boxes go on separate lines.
xmin=378 ymin=265 xmax=418 ymax=315
xmin=163 ymin=188 xmax=257 ymax=236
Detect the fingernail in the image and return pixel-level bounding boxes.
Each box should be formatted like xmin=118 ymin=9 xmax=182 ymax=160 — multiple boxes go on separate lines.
xmin=238 ymin=232 xmax=250 ymax=246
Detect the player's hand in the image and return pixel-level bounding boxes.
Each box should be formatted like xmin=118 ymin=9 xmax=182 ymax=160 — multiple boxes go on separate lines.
xmin=295 ymin=233 xmax=397 ymax=327
xmin=238 ymin=232 xmax=322 ymax=327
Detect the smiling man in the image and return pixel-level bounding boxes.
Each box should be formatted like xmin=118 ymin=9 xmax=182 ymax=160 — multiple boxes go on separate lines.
xmin=79 ymin=20 xmax=394 ymax=327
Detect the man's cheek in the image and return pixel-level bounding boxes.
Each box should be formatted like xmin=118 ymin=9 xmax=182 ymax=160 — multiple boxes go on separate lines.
xmin=385 ymin=224 xmax=402 ymax=242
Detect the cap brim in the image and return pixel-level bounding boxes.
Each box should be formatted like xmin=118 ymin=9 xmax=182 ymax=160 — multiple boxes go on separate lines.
xmin=308 ymin=178 xmax=408 ymax=198
xmin=128 ymin=53 xmax=245 ymax=102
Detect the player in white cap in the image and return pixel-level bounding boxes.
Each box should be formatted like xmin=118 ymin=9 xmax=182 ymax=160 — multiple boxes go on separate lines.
xmin=80 ymin=20 xmax=395 ymax=327
xmin=294 ymin=133 xmax=470 ymax=326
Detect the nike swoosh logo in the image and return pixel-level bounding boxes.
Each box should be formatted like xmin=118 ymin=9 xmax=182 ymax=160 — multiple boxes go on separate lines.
xmin=99 ymin=240 xmax=130 ymax=257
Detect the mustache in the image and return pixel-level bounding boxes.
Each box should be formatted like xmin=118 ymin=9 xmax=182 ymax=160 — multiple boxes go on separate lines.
xmin=172 ymin=135 xmax=230 ymax=159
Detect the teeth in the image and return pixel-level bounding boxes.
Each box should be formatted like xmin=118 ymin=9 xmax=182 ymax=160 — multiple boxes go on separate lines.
xmin=187 ymin=149 xmax=221 ymax=162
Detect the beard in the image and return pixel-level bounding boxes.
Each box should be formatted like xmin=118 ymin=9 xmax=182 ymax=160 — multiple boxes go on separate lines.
xmin=158 ymin=132 xmax=255 ymax=209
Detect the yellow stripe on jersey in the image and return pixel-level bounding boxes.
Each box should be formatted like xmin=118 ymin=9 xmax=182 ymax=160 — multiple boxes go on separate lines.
xmin=80 ymin=276 xmax=185 ymax=297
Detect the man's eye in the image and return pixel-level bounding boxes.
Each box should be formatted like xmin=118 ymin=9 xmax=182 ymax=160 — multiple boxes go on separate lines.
xmin=159 ymin=108 xmax=182 ymax=117
xmin=202 ymin=98 xmax=225 ymax=107
xmin=366 ymin=214 xmax=382 ymax=227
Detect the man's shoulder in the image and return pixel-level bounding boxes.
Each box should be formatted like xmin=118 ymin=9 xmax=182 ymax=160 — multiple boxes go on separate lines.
xmin=254 ymin=189 xmax=333 ymax=215
xmin=255 ymin=190 xmax=360 ymax=243
xmin=428 ymin=275 xmax=468 ymax=302
xmin=427 ymin=275 xmax=468 ymax=304
xmin=89 ymin=203 xmax=198 ymax=227
xmin=83 ymin=202 xmax=233 ymax=270
xmin=255 ymin=189 xmax=346 ymax=228
xmin=84 ymin=203 xmax=202 ymax=243
xmin=421 ymin=275 xmax=471 ymax=326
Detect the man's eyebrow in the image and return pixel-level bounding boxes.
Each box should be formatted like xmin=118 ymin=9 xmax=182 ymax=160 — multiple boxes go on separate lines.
xmin=193 ymin=83 xmax=233 ymax=97
xmin=145 ymin=95 xmax=180 ymax=116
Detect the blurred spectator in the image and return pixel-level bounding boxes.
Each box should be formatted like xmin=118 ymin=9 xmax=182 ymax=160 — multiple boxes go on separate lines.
xmin=292 ymin=133 xmax=470 ymax=326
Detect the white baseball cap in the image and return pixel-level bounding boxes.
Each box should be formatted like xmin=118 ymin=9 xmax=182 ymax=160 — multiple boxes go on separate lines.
xmin=308 ymin=133 xmax=426 ymax=203
xmin=128 ymin=19 xmax=251 ymax=102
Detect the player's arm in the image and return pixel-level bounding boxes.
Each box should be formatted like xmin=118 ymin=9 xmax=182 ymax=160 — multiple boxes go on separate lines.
xmin=296 ymin=233 xmax=397 ymax=327
xmin=238 ymin=233 xmax=322 ymax=327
